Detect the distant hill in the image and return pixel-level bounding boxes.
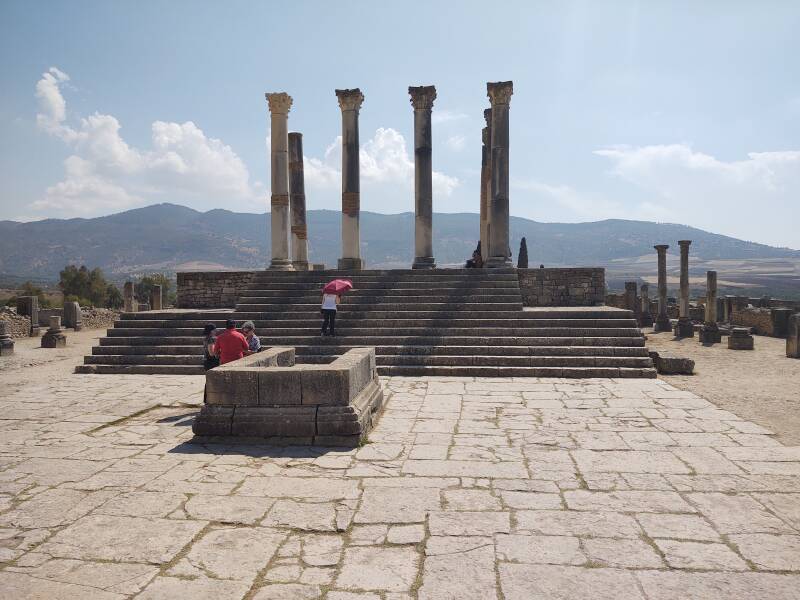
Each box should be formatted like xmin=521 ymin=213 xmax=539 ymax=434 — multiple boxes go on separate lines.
xmin=1 ymin=203 xmax=798 ymax=280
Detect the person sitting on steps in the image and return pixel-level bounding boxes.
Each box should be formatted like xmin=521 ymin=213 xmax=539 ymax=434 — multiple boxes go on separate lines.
xmin=241 ymin=321 xmax=262 ymax=353
xmin=321 ymin=290 xmax=340 ymax=336
xmin=214 ymin=318 xmax=251 ymax=365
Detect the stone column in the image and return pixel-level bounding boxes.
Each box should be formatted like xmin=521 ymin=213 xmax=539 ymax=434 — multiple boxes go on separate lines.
xmin=640 ymin=283 xmax=653 ymax=327
xmin=150 ymin=285 xmax=162 ymax=311
xmin=699 ymin=270 xmax=721 ymax=344
xmin=266 ymin=92 xmax=294 ymax=270
xmin=486 ymin=81 xmax=513 ymax=268
xmin=409 ymin=85 xmax=437 ymax=269
xmin=123 ymin=282 xmax=134 ymax=313
xmin=787 ymin=314 xmax=799 ymax=358
xmin=41 ymin=316 xmax=66 ymax=348
xmin=654 ymin=245 xmax=671 ymax=332
xmin=675 ymin=240 xmax=694 ymax=337
xmin=63 ymin=301 xmax=82 ymax=331
xmin=0 ymin=321 xmax=14 ymax=356
xmin=288 ymin=132 xmax=309 ymax=271
xmin=480 ymin=108 xmax=492 ymax=263
xmin=16 ymin=296 xmax=40 ymax=336
xmin=336 ymin=88 xmax=365 ymax=271
xmin=624 ymin=281 xmax=639 ymax=319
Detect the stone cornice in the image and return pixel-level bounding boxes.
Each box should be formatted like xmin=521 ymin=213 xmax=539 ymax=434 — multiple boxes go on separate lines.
xmin=336 ymin=88 xmax=365 ymax=112
xmin=265 ymin=92 xmax=293 ymax=114
xmin=408 ymin=85 xmax=437 ymax=110
xmin=487 ymin=81 xmax=513 ymax=106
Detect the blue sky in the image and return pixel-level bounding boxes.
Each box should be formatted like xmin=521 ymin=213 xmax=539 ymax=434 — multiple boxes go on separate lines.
xmin=1 ymin=1 xmax=798 ymax=248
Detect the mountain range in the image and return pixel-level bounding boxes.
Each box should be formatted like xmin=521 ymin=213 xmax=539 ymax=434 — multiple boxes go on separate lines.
xmin=1 ymin=203 xmax=798 ymax=282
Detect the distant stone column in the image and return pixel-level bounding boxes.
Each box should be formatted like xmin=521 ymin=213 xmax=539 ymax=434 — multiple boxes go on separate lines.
xmin=266 ymin=92 xmax=294 ymax=270
xmin=787 ymin=314 xmax=800 ymax=358
xmin=654 ymin=245 xmax=671 ymax=332
xmin=486 ymin=81 xmax=513 ymax=268
xmin=640 ymin=283 xmax=653 ymax=327
xmin=624 ymin=282 xmax=639 ymax=319
xmin=41 ymin=316 xmax=66 ymax=348
xmin=150 ymin=285 xmax=163 ymax=311
xmin=288 ymin=132 xmax=309 ymax=271
xmin=409 ymin=85 xmax=437 ymax=269
xmin=336 ymin=88 xmax=365 ymax=270
xmin=0 ymin=321 xmax=14 ymax=356
xmin=63 ymin=301 xmax=82 ymax=331
xmin=674 ymin=240 xmax=694 ymax=337
xmin=699 ymin=270 xmax=721 ymax=344
xmin=480 ymin=108 xmax=492 ymax=263
xmin=123 ymin=282 xmax=134 ymax=313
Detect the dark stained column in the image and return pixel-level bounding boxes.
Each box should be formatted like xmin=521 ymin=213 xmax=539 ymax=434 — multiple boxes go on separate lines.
xmin=336 ymin=88 xmax=365 ymax=270
xmin=486 ymin=81 xmax=513 ymax=268
xmin=654 ymin=245 xmax=671 ymax=332
xmin=288 ymin=132 xmax=309 ymax=270
xmin=409 ymin=85 xmax=437 ymax=269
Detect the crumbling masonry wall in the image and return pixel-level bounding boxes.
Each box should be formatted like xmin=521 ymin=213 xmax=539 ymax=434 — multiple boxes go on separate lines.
xmin=177 ymin=271 xmax=256 ymax=308
xmin=518 ymin=268 xmax=605 ymax=307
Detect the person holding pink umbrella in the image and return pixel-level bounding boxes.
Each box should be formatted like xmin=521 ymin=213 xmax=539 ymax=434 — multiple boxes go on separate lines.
xmin=321 ymin=279 xmax=352 ymax=337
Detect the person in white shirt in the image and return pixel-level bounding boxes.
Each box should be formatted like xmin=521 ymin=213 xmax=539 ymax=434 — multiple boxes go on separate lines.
xmin=321 ymin=292 xmax=340 ymax=336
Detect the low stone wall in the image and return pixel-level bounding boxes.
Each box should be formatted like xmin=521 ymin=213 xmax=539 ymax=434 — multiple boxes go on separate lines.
xmin=82 ymin=308 xmax=120 ymax=330
xmin=38 ymin=309 xmax=64 ymax=327
xmin=177 ymin=271 xmax=256 ymax=308
xmin=0 ymin=308 xmax=31 ymax=338
xmin=731 ymin=307 xmax=773 ymax=336
xmin=518 ymin=268 xmax=604 ymax=307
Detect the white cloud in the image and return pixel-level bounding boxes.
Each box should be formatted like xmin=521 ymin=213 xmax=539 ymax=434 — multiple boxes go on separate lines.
xmin=594 ymin=144 xmax=800 ymax=247
xmin=445 ymin=134 xmax=466 ymax=152
xmin=432 ymin=109 xmax=469 ymax=125
xmin=33 ymin=67 xmax=260 ymax=217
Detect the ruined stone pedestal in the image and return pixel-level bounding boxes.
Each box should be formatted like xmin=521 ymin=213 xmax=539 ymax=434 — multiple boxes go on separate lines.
xmin=16 ymin=296 xmax=41 ymax=336
xmin=63 ymin=301 xmax=82 ymax=331
xmin=150 ymin=285 xmax=163 ymax=311
xmin=193 ymin=347 xmax=384 ymax=446
xmin=648 ymin=351 xmax=694 ymax=375
xmin=674 ymin=317 xmax=694 ymax=338
xmin=0 ymin=321 xmax=14 ymax=356
xmin=728 ymin=327 xmax=754 ymax=350
xmin=787 ymin=314 xmax=800 ymax=358
xmin=699 ymin=324 xmax=722 ymax=344
xmin=41 ymin=316 xmax=66 ymax=348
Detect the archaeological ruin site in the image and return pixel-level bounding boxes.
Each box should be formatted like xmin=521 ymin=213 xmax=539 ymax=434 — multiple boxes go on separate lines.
xmin=2 ymin=78 xmax=799 ymax=600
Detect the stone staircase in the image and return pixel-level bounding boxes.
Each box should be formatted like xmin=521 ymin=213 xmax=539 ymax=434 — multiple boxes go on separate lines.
xmin=77 ymin=269 xmax=656 ymax=377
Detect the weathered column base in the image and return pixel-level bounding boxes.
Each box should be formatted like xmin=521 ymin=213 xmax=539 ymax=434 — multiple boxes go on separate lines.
xmin=337 ymin=258 xmax=363 ymax=271
xmin=269 ymin=258 xmax=294 ymax=271
xmin=698 ymin=324 xmax=722 ymax=344
xmin=729 ymin=327 xmax=754 ymax=350
xmin=654 ymin=315 xmax=672 ymax=332
xmin=292 ymin=261 xmax=309 ymax=271
xmin=673 ymin=317 xmax=695 ymax=338
xmin=412 ymin=256 xmax=436 ymax=270
xmin=0 ymin=340 xmax=13 ymax=356
xmin=41 ymin=331 xmax=66 ymax=348
xmin=485 ymin=256 xmax=513 ymax=268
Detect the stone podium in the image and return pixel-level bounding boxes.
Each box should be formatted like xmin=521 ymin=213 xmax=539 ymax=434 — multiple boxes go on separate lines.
xmin=193 ymin=347 xmax=384 ymax=446
xmin=728 ymin=327 xmax=754 ymax=350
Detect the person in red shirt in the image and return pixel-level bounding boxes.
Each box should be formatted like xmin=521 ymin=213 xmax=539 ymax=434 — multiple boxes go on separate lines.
xmin=214 ymin=319 xmax=251 ymax=365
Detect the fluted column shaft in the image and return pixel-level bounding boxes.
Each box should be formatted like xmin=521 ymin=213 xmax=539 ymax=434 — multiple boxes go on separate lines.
xmin=679 ymin=240 xmax=691 ymax=318
xmin=486 ymin=81 xmax=513 ymax=268
xmin=409 ymin=85 xmax=437 ymax=269
xmin=266 ymin=92 xmax=293 ymax=270
xmin=288 ymin=132 xmax=309 ymax=270
xmin=336 ymin=88 xmax=364 ymax=270
xmin=654 ymin=244 xmax=670 ymax=331
xmin=480 ymin=108 xmax=492 ymax=263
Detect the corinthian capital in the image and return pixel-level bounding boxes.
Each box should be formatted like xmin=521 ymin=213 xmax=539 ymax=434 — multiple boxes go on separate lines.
xmin=335 ymin=88 xmax=364 ymax=112
xmin=266 ymin=92 xmax=293 ymax=114
xmin=408 ymin=85 xmax=437 ymax=110
xmin=487 ymin=81 xmax=513 ymax=106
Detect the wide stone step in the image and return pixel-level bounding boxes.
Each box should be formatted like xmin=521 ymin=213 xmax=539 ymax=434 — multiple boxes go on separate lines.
xmin=293 ymin=345 xmax=650 ymax=357
xmin=375 ymin=365 xmax=657 ymax=378
xmin=258 ymin=327 xmax=644 ymax=337
xmin=268 ymin=335 xmax=645 ymax=347
xmin=93 ymin=345 xmax=203 ymax=355
xmin=84 ymin=354 xmax=203 ymax=365
xmin=232 ymin=310 xmax=631 ymax=321
xmin=370 ymin=355 xmax=653 ymax=368
xmin=238 ymin=302 xmax=525 ymax=312
xmin=238 ymin=294 xmax=521 ymax=304
xmin=99 ymin=336 xmax=202 ymax=346
xmin=241 ymin=281 xmax=521 ymax=291
xmin=76 ymin=364 xmax=205 ymax=375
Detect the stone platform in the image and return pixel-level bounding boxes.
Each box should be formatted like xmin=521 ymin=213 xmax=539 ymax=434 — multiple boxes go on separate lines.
xmin=2 ymin=370 xmax=800 ymax=598
xmin=194 ymin=347 xmax=384 ymax=446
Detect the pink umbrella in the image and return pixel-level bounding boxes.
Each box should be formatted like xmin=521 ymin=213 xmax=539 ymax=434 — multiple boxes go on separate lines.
xmin=323 ymin=279 xmax=353 ymax=295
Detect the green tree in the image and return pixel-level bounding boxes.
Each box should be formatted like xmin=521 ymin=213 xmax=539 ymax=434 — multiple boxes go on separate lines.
xmin=134 ymin=273 xmax=173 ymax=306
xmin=106 ymin=284 xmax=123 ymax=309
xmin=59 ymin=265 xmax=118 ymax=308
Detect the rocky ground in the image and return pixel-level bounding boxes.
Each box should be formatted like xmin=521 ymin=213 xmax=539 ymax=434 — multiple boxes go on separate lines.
xmin=1 ymin=334 xmax=799 ymax=598
xmin=645 ymin=330 xmax=800 ymax=445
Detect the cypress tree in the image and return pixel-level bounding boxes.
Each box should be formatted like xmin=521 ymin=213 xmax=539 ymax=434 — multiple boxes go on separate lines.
xmin=517 ymin=237 xmax=529 ymax=268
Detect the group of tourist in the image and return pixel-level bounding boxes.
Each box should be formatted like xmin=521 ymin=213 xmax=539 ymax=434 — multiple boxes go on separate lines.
xmin=202 ymin=319 xmax=261 ymax=370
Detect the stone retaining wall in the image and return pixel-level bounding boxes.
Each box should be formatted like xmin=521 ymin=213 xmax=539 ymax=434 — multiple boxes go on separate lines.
xmin=0 ymin=309 xmax=31 ymax=338
xmin=518 ymin=268 xmax=605 ymax=307
xmin=177 ymin=271 xmax=256 ymax=308
xmin=731 ymin=307 xmax=774 ymax=336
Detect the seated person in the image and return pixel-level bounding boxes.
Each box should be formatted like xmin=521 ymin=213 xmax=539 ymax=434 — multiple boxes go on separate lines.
xmin=214 ymin=318 xmax=250 ymax=365
xmin=202 ymin=323 xmax=220 ymax=370
xmin=466 ymin=250 xmax=483 ymax=268
xmin=241 ymin=321 xmax=261 ymax=353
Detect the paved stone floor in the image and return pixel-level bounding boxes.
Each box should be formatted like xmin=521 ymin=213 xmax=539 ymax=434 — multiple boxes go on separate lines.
xmin=1 ymin=374 xmax=800 ymax=599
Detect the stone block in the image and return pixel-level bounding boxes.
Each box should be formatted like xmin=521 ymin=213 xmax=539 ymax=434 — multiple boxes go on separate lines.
xmin=0 ymin=321 xmax=13 ymax=356
xmin=192 ymin=405 xmax=234 ymax=436
xmin=698 ymin=325 xmax=722 ymax=344
xmin=258 ymin=368 xmax=302 ymax=405
xmin=41 ymin=332 xmax=67 ymax=348
xmin=771 ymin=308 xmax=793 ymax=338
xmin=301 ymin=365 xmax=351 ymax=406
xmin=788 ymin=314 xmax=800 ymax=359
xmin=232 ymin=406 xmax=317 ymax=437
xmin=63 ymin=301 xmax=82 ymax=330
xmin=673 ymin=317 xmax=695 ymax=338
xmin=728 ymin=327 xmax=754 ymax=350
xmin=649 ymin=351 xmax=694 ymax=375
xmin=206 ymin=369 xmax=258 ymax=406
xmin=150 ymin=285 xmax=162 ymax=310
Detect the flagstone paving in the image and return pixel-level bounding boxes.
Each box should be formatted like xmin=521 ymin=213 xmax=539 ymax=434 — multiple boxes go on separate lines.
xmin=1 ymin=374 xmax=800 ymax=599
